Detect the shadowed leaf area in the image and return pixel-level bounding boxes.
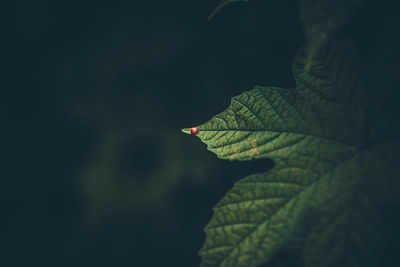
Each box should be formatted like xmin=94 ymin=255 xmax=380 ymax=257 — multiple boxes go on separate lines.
xmin=183 ymin=39 xmax=400 ymax=266
xmin=299 ymin=0 xmax=363 ymax=70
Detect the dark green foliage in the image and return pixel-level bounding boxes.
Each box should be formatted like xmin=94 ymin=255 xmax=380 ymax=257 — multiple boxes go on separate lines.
xmin=183 ymin=38 xmax=399 ymax=267
xmin=183 ymin=2 xmax=400 ymax=264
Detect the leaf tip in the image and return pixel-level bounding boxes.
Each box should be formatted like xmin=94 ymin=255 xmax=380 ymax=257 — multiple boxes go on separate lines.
xmin=181 ymin=128 xmax=191 ymax=135
xmin=182 ymin=127 xmax=200 ymax=135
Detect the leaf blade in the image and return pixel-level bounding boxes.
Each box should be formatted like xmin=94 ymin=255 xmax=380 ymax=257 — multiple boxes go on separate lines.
xmin=207 ymin=0 xmax=250 ymax=21
xmin=185 ymin=39 xmax=399 ymax=267
xmin=199 ymin=166 xmax=319 ymax=266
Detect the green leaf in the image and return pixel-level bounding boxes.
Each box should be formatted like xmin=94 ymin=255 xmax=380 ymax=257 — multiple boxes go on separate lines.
xmin=207 ymin=0 xmax=251 ymax=21
xmin=182 ymin=39 xmax=399 ymax=266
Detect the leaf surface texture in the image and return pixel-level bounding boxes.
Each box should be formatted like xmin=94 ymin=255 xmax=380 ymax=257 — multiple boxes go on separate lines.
xmin=183 ymin=39 xmax=399 ymax=266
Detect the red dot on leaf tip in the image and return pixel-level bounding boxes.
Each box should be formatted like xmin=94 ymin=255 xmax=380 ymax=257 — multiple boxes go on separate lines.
xmin=191 ymin=127 xmax=198 ymax=134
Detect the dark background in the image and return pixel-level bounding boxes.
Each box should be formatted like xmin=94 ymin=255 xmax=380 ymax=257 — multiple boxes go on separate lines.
xmin=5 ymin=0 xmax=400 ymax=266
